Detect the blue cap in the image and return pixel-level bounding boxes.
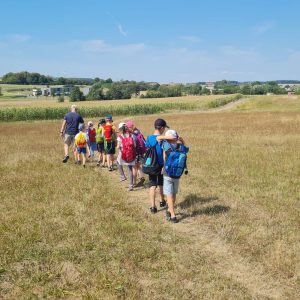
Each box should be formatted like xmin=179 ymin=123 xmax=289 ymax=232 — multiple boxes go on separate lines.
xmin=105 ymin=115 xmax=112 ymax=121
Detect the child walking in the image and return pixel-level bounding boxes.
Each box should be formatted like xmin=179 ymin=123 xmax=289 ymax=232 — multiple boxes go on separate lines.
xmin=87 ymin=121 xmax=97 ymax=161
xmin=103 ymin=115 xmax=116 ymax=171
xmin=126 ymin=120 xmax=146 ymax=186
xmin=117 ymin=122 xmax=137 ymax=191
xmin=74 ymin=123 xmax=88 ymax=167
xmin=96 ymin=119 xmax=106 ymax=167
xmin=157 ymin=129 xmax=188 ymax=223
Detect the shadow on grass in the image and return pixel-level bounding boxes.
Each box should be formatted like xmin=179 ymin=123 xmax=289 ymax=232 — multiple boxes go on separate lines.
xmin=178 ymin=193 xmax=219 ymax=209
xmin=178 ymin=193 xmax=230 ymax=221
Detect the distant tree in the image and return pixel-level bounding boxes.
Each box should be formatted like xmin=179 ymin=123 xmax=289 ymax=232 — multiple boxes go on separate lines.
xmin=87 ymin=83 xmax=105 ymax=100
xmin=93 ymin=77 xmax=101 ymax=84
xmin=57 ymin=77 xmax=67 ymax=85
xmin=105 ymin=78 xmax=113 ymax=84
xmin=0 ymin=87 xmax=2 ymax=96
xmin=201 ymin=87 xmax=211 ymax=95
xmin=241 ymin=84 xmax=251 ymax=95
xmin=70 ymin=86 xmax=85 ymax=102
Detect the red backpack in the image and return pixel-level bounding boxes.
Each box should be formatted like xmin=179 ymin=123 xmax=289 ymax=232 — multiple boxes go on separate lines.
xmin=120 ymin=134 xmax=136 ymax=163
xmin=88 ymin=128 xmax=96 ymax=142
xmin=103 ymin=124 xmax=114 ymax=142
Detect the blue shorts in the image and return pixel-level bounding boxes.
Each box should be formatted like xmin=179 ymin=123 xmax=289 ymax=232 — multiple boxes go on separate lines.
xmin=77 ymin=147 xmax=87 ymax=154
xmin=89 ymin=142 xmax=97 ymax=151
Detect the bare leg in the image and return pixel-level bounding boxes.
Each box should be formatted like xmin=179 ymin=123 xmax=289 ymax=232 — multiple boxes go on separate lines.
xmin=82 ymin=153 xmax=86 ymax=166
xmin=167 ymin=194 xmax=176 ymax=218
xmin=128 ymin=165 xmax=134 ymax=189
xmin=158 ymin=185 xmax=164 ymax=201
xmin=149 ymin=186 xmax=157 ymax=208
xmin=118 ymin=163 xmax=126 ymax=181
xmin=64 ymin=144 xmax=69 ymax=156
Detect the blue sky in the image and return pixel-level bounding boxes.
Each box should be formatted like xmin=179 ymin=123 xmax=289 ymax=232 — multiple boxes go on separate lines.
xmin=0 ymin=0 xmax=300 ymax=82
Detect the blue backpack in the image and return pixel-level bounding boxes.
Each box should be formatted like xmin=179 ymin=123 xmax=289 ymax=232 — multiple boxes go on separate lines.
xmin=165 ymin=143 xmax=189 ymax=179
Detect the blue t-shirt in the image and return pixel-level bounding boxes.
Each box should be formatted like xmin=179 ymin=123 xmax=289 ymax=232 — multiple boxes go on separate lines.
xmin=64 ymin=112 xmax=84 ymax=135
xmin=146 ymin=134 xmax=164 ymax=166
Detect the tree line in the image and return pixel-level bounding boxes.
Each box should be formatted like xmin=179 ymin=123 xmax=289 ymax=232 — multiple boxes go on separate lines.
xmin=1 ymin=72 xmax=93 ymax=85
xmin=1 ymin=72 xmax=293 ymax=102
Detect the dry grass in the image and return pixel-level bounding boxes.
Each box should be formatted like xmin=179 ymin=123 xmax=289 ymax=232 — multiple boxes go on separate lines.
xmin=233 ymin=95 xmax=300 ymax=112
xmin=1 ymin=110 xmax=299 ymax=299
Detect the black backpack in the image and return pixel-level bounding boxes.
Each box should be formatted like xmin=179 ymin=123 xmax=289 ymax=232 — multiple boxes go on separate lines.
xmin=142 ymin=142 xmax=162 ymax=176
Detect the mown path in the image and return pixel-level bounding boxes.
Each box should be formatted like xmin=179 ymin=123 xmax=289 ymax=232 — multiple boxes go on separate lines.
xmin=93 ymin=164 xmax=287 ymax=299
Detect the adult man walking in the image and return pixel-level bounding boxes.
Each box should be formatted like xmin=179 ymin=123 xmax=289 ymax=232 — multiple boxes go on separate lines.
xmin=60 ymin=104 xmax=84 ymax=163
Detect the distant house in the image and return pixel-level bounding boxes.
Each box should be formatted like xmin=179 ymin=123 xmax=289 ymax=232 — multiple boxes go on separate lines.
xmin=37 ymin=86 xmax=73 ymax=96
xmin=288 ymin=91 xmax=295 ymax=96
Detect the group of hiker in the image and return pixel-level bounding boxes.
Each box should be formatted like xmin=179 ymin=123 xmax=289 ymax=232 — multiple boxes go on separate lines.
xmin=60 ymin=105 xmax=189 ymax=223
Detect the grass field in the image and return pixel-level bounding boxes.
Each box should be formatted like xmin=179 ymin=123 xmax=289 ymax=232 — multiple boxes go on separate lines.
xmin=233 ymin=95 xmax=300 ymax=112
xmin=1 ymin=106 xmax=299 ymax=298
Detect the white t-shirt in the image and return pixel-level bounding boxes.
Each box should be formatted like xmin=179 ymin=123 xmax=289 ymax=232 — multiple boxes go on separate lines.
xmin=117 ymin=133 xmax=137 ymax=166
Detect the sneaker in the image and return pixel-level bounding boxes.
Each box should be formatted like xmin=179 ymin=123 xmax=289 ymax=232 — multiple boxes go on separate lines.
xmin=150 ymin=207 xmax=158 ymax=214
xmin=96 ymin=161 xmax=100 ymax=166
xmin=128 ymin=186 xmax=134 ymax=191
xmin=108 ymin=166 xmax=113 ymax=172
xmin=120 ymin=177 xmax=126 ymax=182
xmin=62 ymin=155 xmax=69 ymax=163
xmin=101 ymin=164 xmax=106 ymax=168
xmin=165 ymin=210 xmax=171 ymax=221
xmin=160 ymin=200 xmax=166 ymax=208
xmin=170 ymin=216 xmax=178 ymax=223
xmin=83 ymin=165 xmax=86 ymax=168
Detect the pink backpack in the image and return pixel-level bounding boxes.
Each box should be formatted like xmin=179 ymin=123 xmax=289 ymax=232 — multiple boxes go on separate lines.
xmin=134 ymin=130 xmax=147 ymax=156
xmin=120 ymin=134 xmax=136 ymax=163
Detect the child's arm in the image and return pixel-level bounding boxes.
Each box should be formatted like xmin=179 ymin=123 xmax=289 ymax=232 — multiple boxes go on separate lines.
xmin=156 ymin=135 xmax=177 ymax=142
xmin=177 ymin=136 xmax=185 ymax=145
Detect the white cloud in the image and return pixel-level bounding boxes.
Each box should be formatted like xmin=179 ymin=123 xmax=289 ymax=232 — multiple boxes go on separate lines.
xmin=82 ymin=39 xmax=144 ymax=54
xmin=180 ymin=36 xmax=202 ymax=43
xmin=252 ymin=22 xmax=274 ymax=34
xmin=118 ymin=24 xmax=127 ymax=37
xmin=221 ymin=46 xmax=261 ymax=62
xmin=8 ymin=34 xmax=31 ymax=43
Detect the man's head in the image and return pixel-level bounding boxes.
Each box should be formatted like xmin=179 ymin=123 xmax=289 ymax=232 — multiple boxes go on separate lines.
xmin=154 ymin=118 xmax=169 ymax=134
xmin=71 ymin=104 xmax=77 ymax=112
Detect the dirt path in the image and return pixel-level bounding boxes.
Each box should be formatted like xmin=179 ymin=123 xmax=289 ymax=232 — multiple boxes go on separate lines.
xmin=208 ymin=97 xmax=248 ymax=112
xmin=161 ymin=97 xmax=249 ymax=117
xmin=94 ymin=165 xmax=287 ymax=299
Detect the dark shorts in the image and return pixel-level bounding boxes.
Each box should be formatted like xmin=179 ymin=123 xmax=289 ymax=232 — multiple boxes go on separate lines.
xmin=105 ymin=141 xmax=116 ymax=155
xmin=148 ymin=173 xmax=163 ymax=187
xmin=97 ymin=142 xmax=105 ymax=153
xmin=77 ymin=147 xmax=87 ymax=154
